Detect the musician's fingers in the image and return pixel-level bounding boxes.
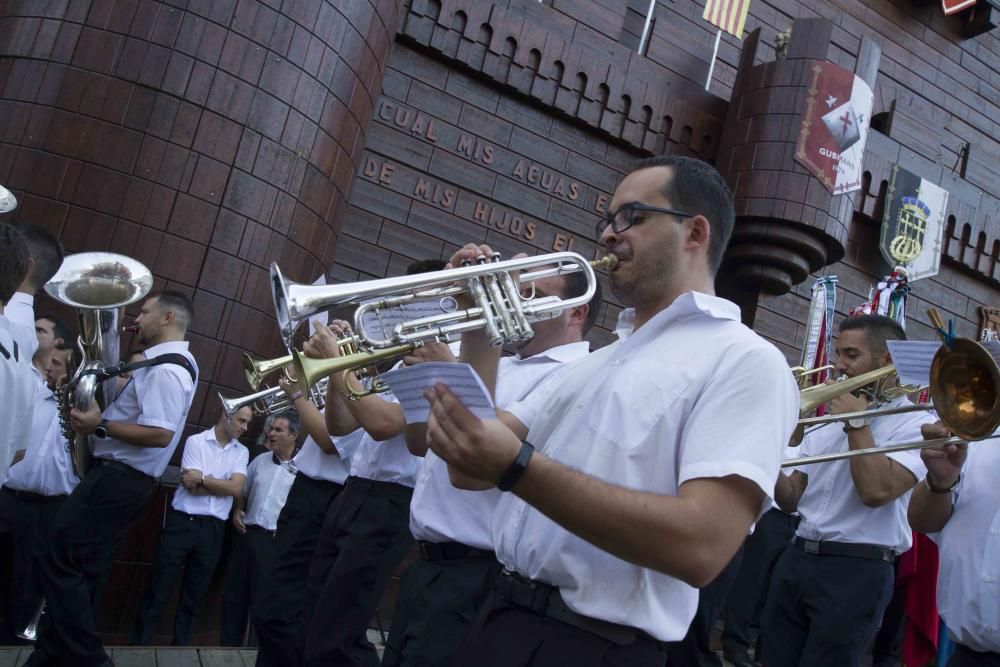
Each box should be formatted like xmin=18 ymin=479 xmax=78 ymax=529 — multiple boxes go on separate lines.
xmin=921 ymin=422 xmax=951 ymax=440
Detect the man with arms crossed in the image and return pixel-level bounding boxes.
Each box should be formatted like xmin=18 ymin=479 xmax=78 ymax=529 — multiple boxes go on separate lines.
xmin=422 ymin=156 xmax=799 ymax=666
xmin=26 ymin=291 xmax=198 ymax=667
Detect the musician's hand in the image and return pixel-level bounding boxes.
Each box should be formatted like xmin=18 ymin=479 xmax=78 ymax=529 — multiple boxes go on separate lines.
xmin=69 ymin=403 xmax=102 ymax=435
xmin=446 ymin=243 xmax=495 ymax=270
xmin=920 ymin=421 xmax=966 ymax=488
xmin=403 ymin=342 xmax=456 ymax=366
xmin=181 ymin=468 xmax=203 ymax=490
xmin=278 ymin=377 xmax=304 ymax=399
xmin=425 ymin=383 xmax=521 ymax=488
xmin=827 ymin=390 xmax=868 ymax=415
xmin=304 ymin=324 xmax=343 ymax=359
xmin=232 ymin=510 xmax=247 ymax=535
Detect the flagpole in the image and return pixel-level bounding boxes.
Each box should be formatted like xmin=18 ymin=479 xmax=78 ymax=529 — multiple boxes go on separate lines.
xmin=637 ymin=0 xmax=657 ymax=55
xmin=705 ymin=29 xmax=721 ymax=91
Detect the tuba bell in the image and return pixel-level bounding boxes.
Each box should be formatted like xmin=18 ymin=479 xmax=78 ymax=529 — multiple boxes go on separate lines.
xmin=43 ymin=252 xmax=154 ymax=477
xmin=0 ymin=183 xmax=17 ymax=213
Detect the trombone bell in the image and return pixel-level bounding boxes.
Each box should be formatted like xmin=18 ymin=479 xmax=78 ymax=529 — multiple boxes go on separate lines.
xmin=930 ymin=338 xmax=1000 ymax=441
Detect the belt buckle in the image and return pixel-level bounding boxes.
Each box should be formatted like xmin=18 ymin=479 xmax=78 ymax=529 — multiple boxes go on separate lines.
xmin=803 ymin=539 xmax=820 ymax=555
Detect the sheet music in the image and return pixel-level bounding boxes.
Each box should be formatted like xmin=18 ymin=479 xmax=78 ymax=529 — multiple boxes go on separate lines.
xmin=360 ymin=298 xmax=459 ymax=342
xmin=887 ymin=340 xmax=940 ymax=387
xmin=380 ymin=362 xmax=495 ymax=423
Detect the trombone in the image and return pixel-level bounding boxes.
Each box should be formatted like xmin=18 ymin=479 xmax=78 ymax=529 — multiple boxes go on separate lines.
xmin=784 ymin=338 xmax=1000 ymax=467
xmin=270 ymin=251 xmax=617 ymax=349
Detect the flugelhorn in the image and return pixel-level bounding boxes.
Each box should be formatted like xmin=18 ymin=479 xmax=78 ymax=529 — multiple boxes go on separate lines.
xmin=270 ymin=252 xmax=616 ymax=349
xmin=243 ymin=336 xmax=362 ymax=389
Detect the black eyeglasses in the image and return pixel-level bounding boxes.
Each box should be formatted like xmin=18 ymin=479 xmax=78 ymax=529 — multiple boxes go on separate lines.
xmin=597 ymin=202 xmax=694 ymax=236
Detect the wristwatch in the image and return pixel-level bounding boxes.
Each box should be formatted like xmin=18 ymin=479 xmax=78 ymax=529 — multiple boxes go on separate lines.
xmin=93 ymin=418 xmax=109 ymax=439
xmin=843 ymin=416 xmax=870 ymax=432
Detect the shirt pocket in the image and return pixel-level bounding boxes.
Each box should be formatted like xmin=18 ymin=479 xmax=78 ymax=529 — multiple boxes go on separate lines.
xmin=586 ymin=361 xmax=688 ymax=451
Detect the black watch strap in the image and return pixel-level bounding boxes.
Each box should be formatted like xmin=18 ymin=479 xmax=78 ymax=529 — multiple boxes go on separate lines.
xmin=497 ymin=441 xmax=535 ymax=492
xmin=925 ymin=472 xmax=960 ymax=494
xmin=94 ymin=418 xmax=109 ymax=439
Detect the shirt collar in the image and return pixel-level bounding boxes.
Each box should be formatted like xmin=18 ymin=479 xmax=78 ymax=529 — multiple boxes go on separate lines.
xmin=614 ymin=291 xmax=741 ymax=340
xmin=516 ymin=341 xmax=590 ymax=364
xmin=143 ymin=340 xmax=190 ymax=358
xmin=206 ymin=428 xmax=238 ymax=451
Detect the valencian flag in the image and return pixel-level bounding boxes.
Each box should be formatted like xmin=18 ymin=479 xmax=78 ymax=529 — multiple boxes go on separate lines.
xmin=794 ymin=62 xmax=873 ymax=195
xmin=880 ymin=165 xmax=950 ymax=282
xmin=703 ymin=0 xmax=751 ymax=37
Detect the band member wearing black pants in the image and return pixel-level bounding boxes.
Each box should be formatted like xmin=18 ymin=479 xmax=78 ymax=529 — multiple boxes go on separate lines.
xmin=25 ymin=291 xmax=198 ymax=667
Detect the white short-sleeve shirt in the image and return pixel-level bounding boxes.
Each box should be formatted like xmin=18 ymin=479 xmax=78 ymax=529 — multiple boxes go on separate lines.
xmin=793 ymin=395 xmax=933 ymax=553
xmin=349 ymin=381 xmax=421 ymax=487
xmin=92 ymin=340 xmax=198 ymax=477
xmin=3 ymin=292 xmax=39 ymax=364
xmin=171 ymin=427 xmax=249 ymax=521
xmin=409 ymin=342 xmax=591 ymax=549
xmin=4 ymin=385 xmax=78 ymax=496
xmin=243 ymin=452 xmax=297 ymax=531
xmin=930 ymin=436 xmax=1000 ymax=652
xmin=0 ymin=314 xmax=36 ymax=486
xmin=494 ymin=292 xmax=800 ymax=642
xmin=291 ymin=411 xmax=358 ymax=485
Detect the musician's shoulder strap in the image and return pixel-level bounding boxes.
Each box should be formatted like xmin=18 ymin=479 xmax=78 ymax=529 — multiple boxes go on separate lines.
xmin=127 ymin=353 xmax=197 ymax=383
xmin=0 ymin=340 xmax=18 ymax=362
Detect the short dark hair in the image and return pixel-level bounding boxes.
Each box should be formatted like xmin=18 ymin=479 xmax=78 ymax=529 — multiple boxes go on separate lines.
xmin=839 ymin=315 xmax=906 ymax=356
xmin=632 ymin=156 xmax=735 ymax=275
xmin=36 ymin=314 xmax=72 ymax=346
xmin=273 ymin=410 xmax=302 ymax=445
xmin=406 ymin=259 xmax=447 ymax=275
xmin=560 ymin=270 xmax=603 ymax=332
xmin=151 ymin=290 xmax=194 ymax=330
xmin=0 ymin=225 xmax=29 ymax=303
xmin=54 ymin=338 xmax=79 ymax=368
xmin=11 ymin=222 xmax=64 ymax=289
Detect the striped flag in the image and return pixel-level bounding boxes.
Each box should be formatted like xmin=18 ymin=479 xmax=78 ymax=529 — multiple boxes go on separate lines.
xmin=703 ymin=0 xmax=751 ymax=37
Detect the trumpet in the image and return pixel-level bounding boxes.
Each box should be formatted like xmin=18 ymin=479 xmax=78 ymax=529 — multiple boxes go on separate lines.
xmin=270 ymin=251 xmax=616 ymax=349
xmin=18 ymin=601 xmax=43 ymax=641
xmin=219 ymin=378 xmax=330 ymax=418
xmin=784 ymin=338 xmax=1000 ymax=466
xmin=243 ymin=336 xmax=362 ymax=390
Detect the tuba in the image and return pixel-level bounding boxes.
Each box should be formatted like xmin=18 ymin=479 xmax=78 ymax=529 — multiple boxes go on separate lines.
xmin=43 ymin=252 xmax=154 ymax=477
xmin=0 ymin=183 xmax=17 ymax=213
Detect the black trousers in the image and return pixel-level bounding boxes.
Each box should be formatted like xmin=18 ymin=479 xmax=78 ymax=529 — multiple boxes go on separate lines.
xmin=382 ymin=553 xmax=500 ymax=667
xmin=130 ymin=507 xmax=225 ymax=645
xmin=220 ymin=525 xmax=277 ymax=647
xmin=760 ymin=544 xmax=894 ymax=667
xmin=451 ymin=593 xmax=668 ymax=667
xmin=28 ymin=463 xmax=155 ymax=667
xmin=253 ymin=473 xmax=343 ymax=667
xmin=0 ymin=487 xmax=67 ymax=644
xmin=665 ymin=543 xmax=744 ymax=667
xmin=948 ymin=643 xmax=1000 ymax=667
xmin=721 ymin=509 xmax=799 ymax=659
xmin=302 ymin=476 xmax=414 ymax=667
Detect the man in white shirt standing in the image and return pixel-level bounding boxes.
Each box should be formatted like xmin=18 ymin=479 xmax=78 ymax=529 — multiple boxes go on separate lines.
xmin=0 ymin=345 xmax=76 ymax=643
xmin=221 ymin=411 xmax=300 ymax=647
xmin=765 ymin=314 xmax=935 ymax=667
xmin=382 ymin=273 xmax=599 ymax=667
xmin=422 ymin=156 xmax=799 ymax=666
xmin=26 ymin=291 xmax=198 ymax=667
xmin=131 ymin=406 xmax=251 ymax=646
xmin=909 ymin=423 xmax=1000 ymax=666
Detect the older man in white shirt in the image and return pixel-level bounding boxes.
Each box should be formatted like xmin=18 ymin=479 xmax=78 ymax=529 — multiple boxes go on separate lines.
xmin=131 ymin=406 xmax=251 ymax=646
xmin=765 ymin=315 xmax=935 ymax=667
xmin=383 ymin=272 xmax=598 ymax=667
xmin=423 ymin=156 xmax=799 ymax=667
xmin=221 ymin=412 xmax=300 ymax=647
xmin=909 ymin=423 xmax=1000 ymax=666
xmin=27 ymin=290 xmax=198 ymax=667
xmin=0 ymin=346 xmax=76 ymax=642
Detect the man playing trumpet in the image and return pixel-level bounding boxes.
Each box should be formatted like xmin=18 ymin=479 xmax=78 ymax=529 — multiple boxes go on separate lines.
xmin=421 ymin=156 xmax=799 ymax=666
xmin=764 ymin=315 xmax=936 ymax=667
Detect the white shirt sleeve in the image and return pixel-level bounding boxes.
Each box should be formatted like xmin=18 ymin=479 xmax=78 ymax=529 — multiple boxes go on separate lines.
xmin=505 ymin=370 xmax=563 ymax=431
xmin=3 ymin=293 xmax=38 ymax=361
xmin=179 ymin=435 xmax=202 ymax=472
xmin=882 ymin=413 xmax=933 ymax=481
xmin=135 ymin=367 xmax=193 ymax=431
xmin=677 ymin=344 xmax=799 ymax=511
xmin=233 ymin=446 xmax=250 ymax=476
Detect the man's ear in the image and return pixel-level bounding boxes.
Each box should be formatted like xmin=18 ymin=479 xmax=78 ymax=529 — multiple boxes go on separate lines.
xmin=686 ymin=215 xmax=711 ymax=251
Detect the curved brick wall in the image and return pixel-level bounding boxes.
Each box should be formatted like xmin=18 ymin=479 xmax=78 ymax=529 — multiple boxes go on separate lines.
xmin=0 ymin=0 xmax=401 ymax=427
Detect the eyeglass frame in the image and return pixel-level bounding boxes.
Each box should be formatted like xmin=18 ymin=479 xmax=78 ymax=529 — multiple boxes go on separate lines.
xmin=597 ymin=202 xmax=695 ymax=236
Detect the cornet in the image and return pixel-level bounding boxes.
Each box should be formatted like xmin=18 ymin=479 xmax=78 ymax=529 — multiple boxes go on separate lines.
xmin=270 ymin=251 xmax=617 ymax=349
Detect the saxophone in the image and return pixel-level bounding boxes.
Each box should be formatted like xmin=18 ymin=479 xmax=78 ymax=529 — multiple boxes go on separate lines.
xmin=43 ymin=252 xmax=153 ymax=478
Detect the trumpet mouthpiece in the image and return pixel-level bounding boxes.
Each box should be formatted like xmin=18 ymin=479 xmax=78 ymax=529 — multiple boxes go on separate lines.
xmin=122 ymin=325 xmax=139 ymax=333
xmin=593 ymin=254 xmax=618 ymax=271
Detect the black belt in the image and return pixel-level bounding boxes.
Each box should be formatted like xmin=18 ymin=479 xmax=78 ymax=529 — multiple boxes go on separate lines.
xmin=418 ymin=541 xmax=494 ymax=561
xmin=793 ymin=537 xmax=895 ymax=563
xmin=346 ymin=475 xmax=413 ymax=500
xmin=93 ymin=457 xmax=153 ymax=480
xmin=172 ymin=509 xmax=223 ymax=523
xmin=1 ymin=485 xmax=68 ymax=504
xmin=245 ymin=524 xmax=276 ymax=537
xmin=493 ymin=569 xmax=662 ymax=647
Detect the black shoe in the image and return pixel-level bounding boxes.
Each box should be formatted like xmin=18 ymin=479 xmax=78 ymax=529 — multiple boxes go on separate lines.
xmin=723 ymin=651 xmax=757 ymax=667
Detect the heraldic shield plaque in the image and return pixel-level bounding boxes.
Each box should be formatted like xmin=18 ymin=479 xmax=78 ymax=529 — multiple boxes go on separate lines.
xmin=795 ymin=61 xmax=874 ymax=195
xmin=880 ymin=164 xmax=950 ymax=282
